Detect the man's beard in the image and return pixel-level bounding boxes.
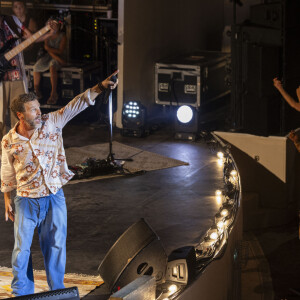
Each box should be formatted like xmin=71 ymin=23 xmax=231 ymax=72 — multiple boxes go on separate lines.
xmin=24 ymin=117 xmax=41 ymax=129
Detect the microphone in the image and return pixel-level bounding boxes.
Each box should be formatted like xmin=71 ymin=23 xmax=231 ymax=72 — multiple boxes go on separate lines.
xmin=110 ymin=75 xmax=118 ymax=84
xmin=103 ymin=75 xmax=117 ymax=104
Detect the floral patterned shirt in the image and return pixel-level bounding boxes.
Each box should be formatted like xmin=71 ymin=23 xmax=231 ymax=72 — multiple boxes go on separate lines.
xmin=1 ymin=88 xmax=98 ymax=198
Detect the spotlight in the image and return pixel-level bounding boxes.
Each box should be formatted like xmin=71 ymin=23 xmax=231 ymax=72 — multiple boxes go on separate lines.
xmin=177 ymin=105 xmax=193 ymax=123
xmin=121 ymin=101 xmax=147 ymax=137
xmin=174 ymin=105 xmax=198 ymax=141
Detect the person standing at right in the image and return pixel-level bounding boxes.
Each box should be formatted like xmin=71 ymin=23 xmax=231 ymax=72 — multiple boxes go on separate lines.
xmin=273 ymin=77 xmax=300 ymax=151
xmin=273 ymin=78 xmax=300 ymax=112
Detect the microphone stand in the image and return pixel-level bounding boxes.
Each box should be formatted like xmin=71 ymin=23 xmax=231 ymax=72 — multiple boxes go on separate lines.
xmin=104 ymin=81 xmax=132 ymax=167
xmin=106 ymin=88 xmax=116 ymax=163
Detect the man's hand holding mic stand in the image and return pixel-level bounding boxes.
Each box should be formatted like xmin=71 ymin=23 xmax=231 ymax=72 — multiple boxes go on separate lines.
xmin=92 ymin=69 xmax=119 ymax=95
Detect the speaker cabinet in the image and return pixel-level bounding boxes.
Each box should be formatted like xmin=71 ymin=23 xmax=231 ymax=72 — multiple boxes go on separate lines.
xmin=166 ymin=246 xmax=196 ymax=285
xmin=98 ymin=219 xmax=167 ymax=292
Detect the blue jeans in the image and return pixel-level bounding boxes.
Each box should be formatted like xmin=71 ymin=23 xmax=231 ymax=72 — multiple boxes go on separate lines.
xmin=12 ymin=189 xmax=67 ymax=296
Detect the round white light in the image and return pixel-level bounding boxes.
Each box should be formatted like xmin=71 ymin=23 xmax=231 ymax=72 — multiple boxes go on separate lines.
xmin=221 ymin=209 xmax=229 ymax=216
xmin=230 ymin=170 xmax=237 ymax=177
xmin=217 ymin=221 xmax=225 ymax=229
xmin=217 ymin=152 xmax=224 ymax=159
xmin=210 ymin=232 xmax=218 ymax=240
xmin=168 ymin=284 xmax=178 ymax=294
xmin=215 ymin=190 xmax=222 ymax=196
xmin=216 ymin=195 xmax=222 ymax=205
xmin=176 ymin=105 xmax=193 ymax=123
xmin=217 ymin=158 xmax=224 ymax=166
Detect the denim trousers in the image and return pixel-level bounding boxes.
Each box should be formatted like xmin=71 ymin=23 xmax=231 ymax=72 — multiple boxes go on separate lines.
xmin=12 ymin=189 xmax=67 ymax=296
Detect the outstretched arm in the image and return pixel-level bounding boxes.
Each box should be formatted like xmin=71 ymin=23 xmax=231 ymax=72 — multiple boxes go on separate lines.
xmin=50 ymin=69 xmax=119 ymax=127
xmin=273 ymin=77 xmax=300 ymax=112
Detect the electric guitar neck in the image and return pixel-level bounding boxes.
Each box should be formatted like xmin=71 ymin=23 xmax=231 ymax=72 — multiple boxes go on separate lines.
xmin=4 ymin=24 xmax=51 ymax=61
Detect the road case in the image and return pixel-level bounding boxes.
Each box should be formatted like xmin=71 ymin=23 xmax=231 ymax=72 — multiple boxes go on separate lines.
xmin=155 ymin=51 xmax=231 ymax=107
xmin=25 ymin=62 xmax=102 ymax=107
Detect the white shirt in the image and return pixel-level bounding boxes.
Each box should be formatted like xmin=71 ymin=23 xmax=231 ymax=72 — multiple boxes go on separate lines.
xmin=1 ymin=88 xmax=98 ymax=198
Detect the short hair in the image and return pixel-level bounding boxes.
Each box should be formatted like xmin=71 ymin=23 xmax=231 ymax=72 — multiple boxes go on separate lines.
xmin=11 ymin=92 xmax=38 ymax=119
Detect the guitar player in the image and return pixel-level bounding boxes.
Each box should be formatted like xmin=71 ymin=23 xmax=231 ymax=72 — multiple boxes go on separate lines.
xmin=0 ymin=14 xmax=59 ymax=139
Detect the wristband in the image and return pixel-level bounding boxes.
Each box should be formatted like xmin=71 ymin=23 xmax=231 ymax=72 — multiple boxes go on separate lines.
xmin=97 ymin=81 xmax=106 ymax=92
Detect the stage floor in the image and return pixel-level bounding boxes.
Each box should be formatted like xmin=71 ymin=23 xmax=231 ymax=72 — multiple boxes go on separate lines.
xmin=0 ymin=123 xmax=225 ymax=296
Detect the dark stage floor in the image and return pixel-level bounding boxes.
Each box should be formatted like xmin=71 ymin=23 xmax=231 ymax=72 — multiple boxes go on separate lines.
xmin=2 ymin=122 xmax=299 ymax=299
xmin=0 ymin=123 xmax=224 ymax=281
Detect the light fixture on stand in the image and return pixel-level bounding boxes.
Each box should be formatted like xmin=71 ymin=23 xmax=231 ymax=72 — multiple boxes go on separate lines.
xmin=121 ymin=101 xmax=147 ymax=137
xmin=174 ymin=105 xmax=198 ymax=141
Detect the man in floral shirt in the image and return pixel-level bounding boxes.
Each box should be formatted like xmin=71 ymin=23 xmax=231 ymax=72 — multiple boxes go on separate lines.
xmin=1 ymin=70 xmax=118 ymax=296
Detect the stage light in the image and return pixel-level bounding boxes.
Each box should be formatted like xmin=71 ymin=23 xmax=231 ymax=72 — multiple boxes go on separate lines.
xmin=176 ymin=105 xmax=193 ymax=123
xmin=217 ymin=158 xmax=224 ymax=166
xmin=217 ymin=152 xmax=224 ymax=159
xmin=210 ymin=232 xmax=218 ymax=240
xmin=216 ymin=195 xmax=222 ymax=205
xmin=217 ymin=221 xmax=225 ymax=229
xmin=122 ymin=100 xmax=147 ymax=137
xmin=168 ymin=284 xmax=178 ymax=293
xmin=230 ymin=170 xmax=237 ymax=177
xmin=215 ymin=190 xmax=222 ymax=196
xmin=174 ymin=105 xmax=198 ymax=141
xmin=221 ymin=208 xmax=229 ymax=217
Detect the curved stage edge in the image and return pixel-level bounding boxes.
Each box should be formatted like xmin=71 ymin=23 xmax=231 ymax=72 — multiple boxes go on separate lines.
xmin=170 ymin=133 xmax=243 ymax=300
xmin=102 ymin=132 xmax=243 ymax=300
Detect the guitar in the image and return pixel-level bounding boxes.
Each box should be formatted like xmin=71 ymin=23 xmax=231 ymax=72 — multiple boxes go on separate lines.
xmin=0 ymin=22 xmax=53 ymax=80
